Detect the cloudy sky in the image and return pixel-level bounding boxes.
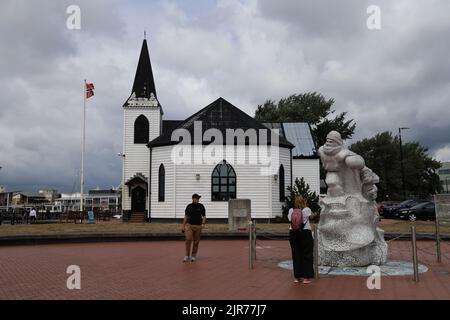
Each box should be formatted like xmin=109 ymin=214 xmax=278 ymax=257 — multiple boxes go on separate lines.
xmin=1 ymin=0 xmax=449 ymax=192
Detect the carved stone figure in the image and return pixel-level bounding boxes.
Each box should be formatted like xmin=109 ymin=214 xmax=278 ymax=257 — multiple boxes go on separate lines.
xmin=318 ymin=131 xmax=387 ymax=267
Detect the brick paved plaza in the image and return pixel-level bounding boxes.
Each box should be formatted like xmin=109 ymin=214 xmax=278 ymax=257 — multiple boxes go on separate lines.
xmin=0 ymin=240 xmax=449 ymax=300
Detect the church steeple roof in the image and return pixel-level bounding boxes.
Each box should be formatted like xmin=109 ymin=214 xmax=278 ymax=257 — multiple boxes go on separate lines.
xmin=131 ymin=39 xmax=157 ymax=99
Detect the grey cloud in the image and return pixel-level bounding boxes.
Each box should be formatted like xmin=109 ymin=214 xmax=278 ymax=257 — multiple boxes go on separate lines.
xmin=258 ymin=0 xmax=369 ymax=39
xmin=254 ymin=0 xmax=450 ymax=158
xmin=0 ymin=0 xmax=127 ymax=192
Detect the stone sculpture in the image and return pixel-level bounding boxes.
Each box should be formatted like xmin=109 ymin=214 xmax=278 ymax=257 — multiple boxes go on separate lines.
xmin=318 ymin=131 xmax=387 ymax=267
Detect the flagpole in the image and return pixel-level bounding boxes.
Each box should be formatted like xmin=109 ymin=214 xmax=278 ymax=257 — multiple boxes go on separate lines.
xmin=80 ymin=79 xmax=86 ymax=214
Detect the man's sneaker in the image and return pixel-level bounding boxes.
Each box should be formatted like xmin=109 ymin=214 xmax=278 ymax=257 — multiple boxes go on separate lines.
xmin=191 ymin=256 xmax=196 ymax=262
xmin=183 ymin=256 xmax=189 ymax=262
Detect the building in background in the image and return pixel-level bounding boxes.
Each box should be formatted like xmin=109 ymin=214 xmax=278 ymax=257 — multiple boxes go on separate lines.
xmin=438 ymin=161 xmax=450 ymax=193
xmin=11 ymin=192 xmax=49 ymax=206
xmin=9 ymin=190 xmax=60 ymax=207
xmin=38 ymin=190 xmax=60 ymax=203
xmin=55 ymin=189 xmax=121 ymax=212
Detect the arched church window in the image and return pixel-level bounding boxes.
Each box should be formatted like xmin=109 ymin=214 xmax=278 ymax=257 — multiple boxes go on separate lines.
xmin=211 ymin=160 xmax=236 ymax=201
xmin=158 ymin=164 xmax=165 ymax=202
xmin=279 ymin=165 xmax=285 ymax=202
xmin=134 ymin=115 xmax=149 ymax=144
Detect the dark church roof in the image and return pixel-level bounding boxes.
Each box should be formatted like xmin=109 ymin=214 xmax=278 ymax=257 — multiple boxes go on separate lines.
xmin=149 ymin=98 xmax=295 ymax=148
xmin=130 ymin=39 xmax=157 ymax=100
xmin=162 ymin=120 xmax=183 ymax=136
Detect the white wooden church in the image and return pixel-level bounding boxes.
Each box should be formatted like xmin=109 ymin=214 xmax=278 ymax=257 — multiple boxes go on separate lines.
xmin=122 ymin=39 xmax=320 ymax=221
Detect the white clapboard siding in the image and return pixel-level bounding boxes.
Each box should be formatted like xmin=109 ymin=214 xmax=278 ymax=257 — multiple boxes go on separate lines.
xmin=150 ymin=146 xmax=175 ymax=217
xmin=122 ymin=106 xmax=161 ymax=210
xmin=149 ymin=145 xmax=292 ymax=219
xmin=271 ymin=148 xmax=292 ymax=217
xmin=292 ymin=159 xmax=320 ymax=194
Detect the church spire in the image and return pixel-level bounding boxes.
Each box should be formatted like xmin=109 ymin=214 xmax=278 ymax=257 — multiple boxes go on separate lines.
xmin=131 ymin=38 xmax=157 ymax=99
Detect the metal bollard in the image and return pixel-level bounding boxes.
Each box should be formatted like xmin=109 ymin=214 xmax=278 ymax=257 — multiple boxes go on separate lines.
xmin=313 ymin=224 xmax=319 ymax=280
xmin=435 ymin=213 xmax=442 ymax=263
xmin=411 ymin=225 xmax=419 ymax=282
xmin=435 ymin=218 xmax=442 ymax=263
xmin=253 ymin=220 xmax=257 ymax=262
xmin=249 ymin=220 xmax=254 ymax=270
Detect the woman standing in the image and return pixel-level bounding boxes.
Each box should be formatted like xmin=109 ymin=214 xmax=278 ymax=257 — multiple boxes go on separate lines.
xmin=288 ymin=196 xmax=315 ymax=284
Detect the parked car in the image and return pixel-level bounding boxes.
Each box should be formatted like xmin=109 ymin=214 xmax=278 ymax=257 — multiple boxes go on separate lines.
xmin=377 ymin=201 xmax=400 ymax=215
xmin=381 ymin=199 xmax=428 ymax=219
xmin=397 ymin=202 xmax=436 ymax=221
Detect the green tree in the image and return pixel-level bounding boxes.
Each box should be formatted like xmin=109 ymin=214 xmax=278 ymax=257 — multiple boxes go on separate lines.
xmin=254 ymin=99 xmax=280 ymax=122
xmin=350 ymin=132 xmax=442 ymax=200
xmin=313 ymin=112 xmax=356 ymax=147
xmin=254 ymin=92 xmax=356 ymax=146
xmin=274 ymin=178 xmax=320 ymax=223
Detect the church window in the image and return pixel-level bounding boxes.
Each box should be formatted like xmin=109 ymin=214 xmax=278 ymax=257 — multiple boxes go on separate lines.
xmin=134 ymin=115 xmax=149 ymax=144
xmin=158 ymin=164 xmax=165 ymax=202
xmin=279 ymin=165 xmax=285 ymax=202
xmin=212 ymin=160 xmax=236 ymax=201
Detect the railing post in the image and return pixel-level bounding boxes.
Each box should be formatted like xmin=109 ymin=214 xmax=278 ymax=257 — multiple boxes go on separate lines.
xmin=435 ymin=215 xmax=442 ymax=263
xmin=249 ymin=220 xmax=253 ymax=270
xmin=434 ymin=195 xmax=442 ymax=263
xmin=313 ymin=223 xmax=319 ymax=280
xmin=411 ymin=225 xmax=419 ymax=282
xmin=253 ymin=220 xmax=257 ymax=262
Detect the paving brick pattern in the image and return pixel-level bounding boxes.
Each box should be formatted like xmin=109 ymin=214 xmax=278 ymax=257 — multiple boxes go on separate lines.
xmin=0 ymin=240 xmax=449 ymax=300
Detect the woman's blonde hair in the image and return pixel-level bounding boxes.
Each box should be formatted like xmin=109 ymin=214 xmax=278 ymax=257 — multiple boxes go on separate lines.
xmin=294 ymin=196 xmax=307 ymax=209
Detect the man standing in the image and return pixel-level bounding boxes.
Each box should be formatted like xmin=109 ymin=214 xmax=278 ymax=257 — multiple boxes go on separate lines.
xmin=29 ymin=208 xmax=37 ymax=223
xmin=182 ymin=194 xmax=206 ymax=262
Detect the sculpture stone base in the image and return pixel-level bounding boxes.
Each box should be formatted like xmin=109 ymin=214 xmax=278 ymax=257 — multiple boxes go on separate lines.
xmin=279 ymin=259 xmax=428 ymax=276
xmin=318 ymin=195 xmax=388 ymax=267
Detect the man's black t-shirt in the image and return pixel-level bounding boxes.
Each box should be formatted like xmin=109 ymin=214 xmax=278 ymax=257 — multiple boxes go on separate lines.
xmin=185 ymin=203 xmax=206 ymax=225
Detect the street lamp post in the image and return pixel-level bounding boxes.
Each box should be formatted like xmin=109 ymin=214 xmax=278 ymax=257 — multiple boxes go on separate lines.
xmin=398 ymin=127 xmax=409 ymax=199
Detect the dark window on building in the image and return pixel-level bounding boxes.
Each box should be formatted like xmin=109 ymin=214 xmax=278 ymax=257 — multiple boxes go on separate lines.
xmin=212 ymin=160 xmax=236 ymax=201
xmin=279 ymin=165 xmax=285 ymax=202
xmin=158 ymin=164 xmax=165 ymax=202
xmin=134 ymin=115 xmax=149 ymax=144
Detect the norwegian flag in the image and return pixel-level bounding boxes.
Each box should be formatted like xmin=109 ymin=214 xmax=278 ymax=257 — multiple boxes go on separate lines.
xmin=86 ymin=83 xmax=95 ymax=99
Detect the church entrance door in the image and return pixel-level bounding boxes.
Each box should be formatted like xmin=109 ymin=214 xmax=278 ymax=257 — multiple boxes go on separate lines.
xmin=131 ymin=186 xmax=146 ymax=213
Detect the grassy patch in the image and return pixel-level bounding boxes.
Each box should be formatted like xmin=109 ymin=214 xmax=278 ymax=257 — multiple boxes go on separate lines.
xmin=0 ymin=220 xmax=449 ymax=237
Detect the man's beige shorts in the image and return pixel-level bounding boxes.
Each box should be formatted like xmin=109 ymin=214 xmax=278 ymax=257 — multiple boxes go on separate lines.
xmin=185 ymin=224 xmax=202 ymax=241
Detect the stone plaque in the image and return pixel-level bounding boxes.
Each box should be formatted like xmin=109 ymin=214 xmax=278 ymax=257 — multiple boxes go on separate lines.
xmin=233 ymin=208 xmax=248 ymax=217
xmin=228 ymin=199 xmax=251 ymax=231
